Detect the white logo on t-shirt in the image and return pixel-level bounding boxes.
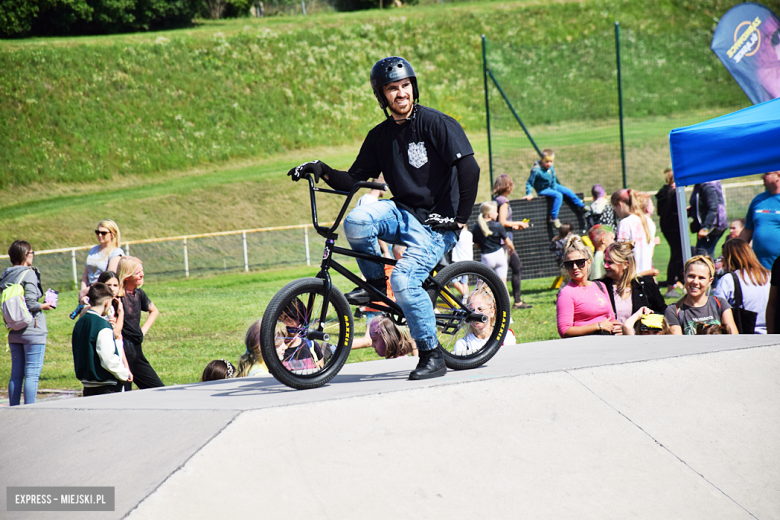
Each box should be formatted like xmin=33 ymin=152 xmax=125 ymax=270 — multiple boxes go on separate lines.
xmin=408 ymin=142 xmax=428 ymax=169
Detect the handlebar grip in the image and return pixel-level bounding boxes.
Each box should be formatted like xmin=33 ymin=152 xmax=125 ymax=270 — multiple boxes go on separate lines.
xmin=360 ymin=181 xmax=389 ymax=192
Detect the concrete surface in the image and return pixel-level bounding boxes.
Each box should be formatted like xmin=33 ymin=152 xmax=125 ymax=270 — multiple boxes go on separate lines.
xmin=1 ymin=335 xmax=778 ymax=519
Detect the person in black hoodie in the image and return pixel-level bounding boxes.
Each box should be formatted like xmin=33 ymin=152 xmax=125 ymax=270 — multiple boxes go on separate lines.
xmin=599 ymin=241 xmax=666 ymax=324
xmin=656 ymin=167 xmax=683 ymax=297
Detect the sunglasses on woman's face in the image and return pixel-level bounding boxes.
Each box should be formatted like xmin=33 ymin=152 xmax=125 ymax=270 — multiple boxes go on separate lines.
xmin=95 ymin=230 xmax=110 ymax=237
xmin=563 ymin=258 xmax=588 ymax=270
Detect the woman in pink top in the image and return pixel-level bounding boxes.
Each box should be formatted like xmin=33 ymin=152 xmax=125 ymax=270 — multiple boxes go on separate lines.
xmin=556 ymin=236 xmax=622 ymax=337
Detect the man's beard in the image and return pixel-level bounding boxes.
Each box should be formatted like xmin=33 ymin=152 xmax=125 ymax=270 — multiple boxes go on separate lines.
xmin=388 ymin=100 xmax=414 ymax=119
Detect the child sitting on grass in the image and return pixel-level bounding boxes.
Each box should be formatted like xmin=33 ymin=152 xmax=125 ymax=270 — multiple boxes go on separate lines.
xmin=523 ymin=149 xmax=587 ymax=228
xmin=453 ymin=286 xmax=516 ymax=355
xmin=621 ymin=307 xmax=667 ymax=335
xmin=236 ymin=319 xmax=268 ymax=377
xmin=201 ymin=359 xmax=235 ymax=381
xmin=72 ymin=282 xmax=132 ymax=396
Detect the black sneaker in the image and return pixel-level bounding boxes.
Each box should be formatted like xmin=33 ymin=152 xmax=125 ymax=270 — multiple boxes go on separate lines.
xmin=344 ymin=287 xmax=372 ymax=306
xmin=344 ymin=277 xmax=387 ymax=306
xmin=409 ymin=348 xmax=447 ymax=380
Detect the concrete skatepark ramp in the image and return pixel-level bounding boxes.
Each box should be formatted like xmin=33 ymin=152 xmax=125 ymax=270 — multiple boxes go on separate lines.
xmin=2 ymin=335 xmax=778 ymax=519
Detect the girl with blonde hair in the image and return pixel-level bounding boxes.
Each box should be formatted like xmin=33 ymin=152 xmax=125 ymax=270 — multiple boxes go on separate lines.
xmin=236 ymin=319 xmax=269 ymax=377
xmin=714 ymin=239 xmax=770 ymax=333
xmin=664 ymin=255 xmax=738 ymax=335
xmin=80 ymin=219 xmax=124 ymax=301
xmin=472 ymin=201 xmax=514 ymax=287
xmin=369 ymin=316 xmax=418 ymax=359
xmin=117 ymin=256 xmax=164 ymax=388
xmin=454 ymin=285 xmax=516 ymax=355
xmin=611 ymin=189 xmax=656 ymax=273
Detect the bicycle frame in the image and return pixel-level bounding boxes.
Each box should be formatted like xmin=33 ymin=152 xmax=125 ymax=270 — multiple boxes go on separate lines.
xmin=302 ymin=174 xmax=485 ymax=336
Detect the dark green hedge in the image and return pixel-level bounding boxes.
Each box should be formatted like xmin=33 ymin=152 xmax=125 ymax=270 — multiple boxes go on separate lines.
xmin=0 ymin=0 xmax=200 ymax=37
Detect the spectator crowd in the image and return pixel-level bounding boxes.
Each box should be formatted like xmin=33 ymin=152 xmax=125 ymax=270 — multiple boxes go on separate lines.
xmin=3 ymin=162 xmax=779 ymax=404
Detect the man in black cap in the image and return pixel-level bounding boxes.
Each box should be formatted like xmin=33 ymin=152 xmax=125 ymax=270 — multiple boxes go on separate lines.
xmin=288 ymin=56 xmax=480 ymax=380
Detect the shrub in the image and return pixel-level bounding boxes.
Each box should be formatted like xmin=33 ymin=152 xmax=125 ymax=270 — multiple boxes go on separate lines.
xmin=27 ymin=0 xmax=198 ymax=35
xmin=0 ymin=0 xmax=40 ymax=38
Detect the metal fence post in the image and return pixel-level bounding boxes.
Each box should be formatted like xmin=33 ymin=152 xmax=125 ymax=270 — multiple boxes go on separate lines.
xmin=482 ymin=35 xmax=494 ymax=188
xmin=615 ymin=21 xmax=627 ymax=189
xmin=242 ymin=231 xmax=249 ymax=272
xmin=183 ymin=238 xmax=189 ymax=277
xmin=72 ymin=249 xmax=78 ymax=290
xmin=301 ymin=0 xmax=305 ymax=14
xmin=304 ymin=226 xmax=311 ymax=267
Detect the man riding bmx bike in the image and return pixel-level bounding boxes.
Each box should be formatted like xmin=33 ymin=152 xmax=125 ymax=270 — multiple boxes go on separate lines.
xmin=288 ymin=56 xmax=481 ymax=380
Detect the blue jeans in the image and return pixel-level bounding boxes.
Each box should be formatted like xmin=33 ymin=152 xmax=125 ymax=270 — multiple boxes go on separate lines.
xmin=343 ymin=201 xmax=457 ymax=351
xmin=8 ymin=342 xmax=46 ymax=406
xmin=538 ymin=185 xmax=585 ymax=219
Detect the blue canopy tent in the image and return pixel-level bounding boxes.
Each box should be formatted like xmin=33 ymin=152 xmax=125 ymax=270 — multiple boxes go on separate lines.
xmin=668 ymin=97 xmax=780 ymax=262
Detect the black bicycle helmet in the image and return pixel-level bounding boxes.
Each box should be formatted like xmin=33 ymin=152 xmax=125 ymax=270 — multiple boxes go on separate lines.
xmin=370 ymin=56 xmax=419 ymax=110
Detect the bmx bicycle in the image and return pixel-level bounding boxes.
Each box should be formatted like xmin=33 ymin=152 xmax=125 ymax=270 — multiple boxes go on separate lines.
xmin=260 ymin=174 xmax=511 ymax=390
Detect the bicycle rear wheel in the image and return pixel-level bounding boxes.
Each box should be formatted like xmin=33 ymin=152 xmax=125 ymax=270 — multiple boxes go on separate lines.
xmin=429 ymin=261 xmax=510 ymax=370
xmin=260 ymin=278 xmax=353 ymax=390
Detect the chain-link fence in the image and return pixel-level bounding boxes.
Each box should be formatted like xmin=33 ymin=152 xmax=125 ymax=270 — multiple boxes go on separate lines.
xmin=4 ymin=225 xmax=325 ymax=292
xmin=482 ymin=22 xmax=762 ymax=225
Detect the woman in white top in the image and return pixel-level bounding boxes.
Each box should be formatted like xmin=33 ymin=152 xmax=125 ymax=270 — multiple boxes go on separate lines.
xmin=611 ymin=189 xmax=655 ymax=275
xmin=79 ymin=220 xmax=124 ymax=300
xmin=714 ymin=239 xmax=771 ymax=334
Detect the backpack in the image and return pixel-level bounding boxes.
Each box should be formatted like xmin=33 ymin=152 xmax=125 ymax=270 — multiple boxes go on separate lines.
xmin=1 ymin=269 xmax=33 ymax=331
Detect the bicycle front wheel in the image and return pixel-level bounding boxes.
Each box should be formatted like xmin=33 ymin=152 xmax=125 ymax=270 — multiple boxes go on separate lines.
xmin=429 ymin=261 xmax=511 ymax=370
xmin=260 ymin=278 xmax=353 ymax=390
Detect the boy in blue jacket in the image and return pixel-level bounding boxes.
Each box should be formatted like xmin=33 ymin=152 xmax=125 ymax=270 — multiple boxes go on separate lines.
xmin=523 ymin=149 xmax=587 ymax=228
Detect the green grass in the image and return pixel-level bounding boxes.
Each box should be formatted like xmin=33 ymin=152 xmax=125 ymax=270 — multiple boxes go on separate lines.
xmin=2 ymin=242 xmax=687 ymax=393
xmin=1 ymin=0 xmax=756 ymax=187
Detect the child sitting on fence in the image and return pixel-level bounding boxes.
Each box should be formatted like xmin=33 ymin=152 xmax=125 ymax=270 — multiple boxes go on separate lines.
xmin=523 ymin=149 xmax=588 ymax=228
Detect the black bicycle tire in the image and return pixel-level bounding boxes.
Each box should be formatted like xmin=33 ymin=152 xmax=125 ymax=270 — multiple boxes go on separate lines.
xmin=430 ymin=260 xmax=510 ymax=370
xmin=260 ymin=277 xmax=353 ymax=390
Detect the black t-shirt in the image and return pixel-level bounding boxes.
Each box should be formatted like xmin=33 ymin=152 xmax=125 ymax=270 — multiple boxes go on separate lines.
xmin=472 ymin=221 xmax=507 ymax=255
xmin=120 ymin=287 xmax=151 ymax=345
xmin=345 ymin=105 xmax=476 ymax=224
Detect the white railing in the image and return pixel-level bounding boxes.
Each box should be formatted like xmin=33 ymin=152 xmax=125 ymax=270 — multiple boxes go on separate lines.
xmin=4 ymin=179 xmax=764 ymax=289
xmin=2 ymin=223 xmax=328 ymax=289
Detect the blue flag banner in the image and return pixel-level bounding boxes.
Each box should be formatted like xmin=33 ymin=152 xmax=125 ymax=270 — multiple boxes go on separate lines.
xmin=711 ymin=2 xmax=780 ymax=104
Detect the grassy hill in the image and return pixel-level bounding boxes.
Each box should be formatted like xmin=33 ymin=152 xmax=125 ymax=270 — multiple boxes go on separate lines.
xmin=2 ymin=0 xmax=758 ymax=190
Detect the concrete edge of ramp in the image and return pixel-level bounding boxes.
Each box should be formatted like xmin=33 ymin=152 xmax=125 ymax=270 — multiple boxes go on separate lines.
xmin=127 ymin=344 xmax=780 ymax=520
xmin=1 ymin=335 xmax=778 ymax=519
xmin=21 ymin=334 xmax=780 ymax=412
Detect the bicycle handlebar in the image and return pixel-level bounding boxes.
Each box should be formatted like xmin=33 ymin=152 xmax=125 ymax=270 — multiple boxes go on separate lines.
xmin=304 ymin=175 xmax=388 ymax=238
xmin=362 ymin=181 xmax=389 ymax=192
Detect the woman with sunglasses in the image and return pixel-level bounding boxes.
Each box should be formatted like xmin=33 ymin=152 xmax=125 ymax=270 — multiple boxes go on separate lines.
xmin=79 ymin=220 xmax=124 ymax=302
xmin=597 ymin=241 xmax=666 ymax=325
xmin=556 ymin=236 xmax=622 ymax=337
